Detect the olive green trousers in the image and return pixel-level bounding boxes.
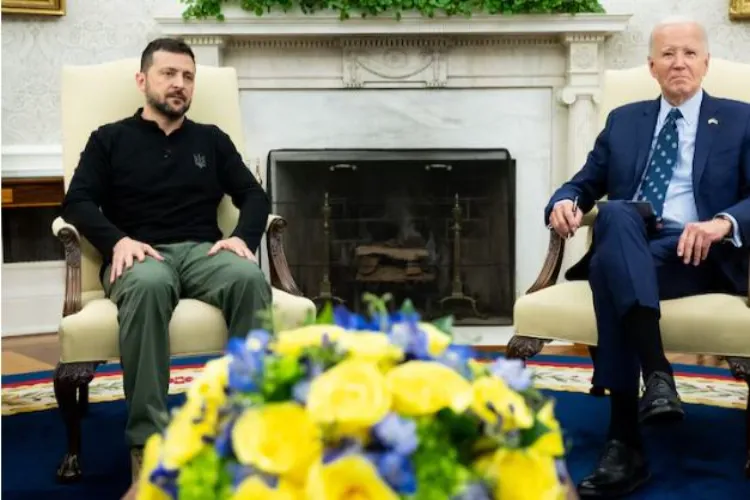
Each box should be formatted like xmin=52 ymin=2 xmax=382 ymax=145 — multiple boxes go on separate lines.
xmin=103 ymin=241 xmax=271 ymax=447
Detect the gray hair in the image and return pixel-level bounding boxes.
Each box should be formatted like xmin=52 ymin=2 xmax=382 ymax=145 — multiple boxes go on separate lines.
xmin=648 ymin=15 xmax=710 ymax=55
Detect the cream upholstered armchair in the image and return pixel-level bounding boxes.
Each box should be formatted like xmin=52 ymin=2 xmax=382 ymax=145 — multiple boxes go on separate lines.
xmin=51 ymin=58 xmax=315 ymax=482
xmin=508 ymin=58 xmax=750 ymax=475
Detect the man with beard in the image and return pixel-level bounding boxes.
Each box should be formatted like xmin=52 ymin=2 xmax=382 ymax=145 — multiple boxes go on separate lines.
xmin=61 ymin=38 xmax=272 ymax=478
xmin=546 ymin=16 xmax=750 ymax=497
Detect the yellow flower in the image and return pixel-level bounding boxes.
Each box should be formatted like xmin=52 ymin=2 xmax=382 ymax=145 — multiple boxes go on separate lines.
xmin=273 ymin=325 xmax=347 ymax=357
xmin=186 ymin=356 xmax=231 ymax=409
xmin=417 ymin=322 xmax=452 ymax=356
xmin=336 ymin=332 xmax=403 ymax=365
xmin=160 ymin=399 xmax=209 ymax=469
xmin=533 ymin=401 xmax=565 ymax=457
xmin=386 ymin=360 xmax=473 ymax=416
xmin=232 ymin=476 xmax=304 ymax=500
xmin=491 ymin=448 xmax=566 ymax=500
xmin=232 ymin=402 xmax=321 ymax=484
xmin=135 ymin=434 xmax=170 ymax=500
xmin=471 ymin=376 xmax=534 ymax=431
xmin=305 ymin=455 xmax=399 ymax=500
xmin=472 ymin=452 xmax=495 ymax=478
xmin=306 ymin=359 xmax=391 ymax=434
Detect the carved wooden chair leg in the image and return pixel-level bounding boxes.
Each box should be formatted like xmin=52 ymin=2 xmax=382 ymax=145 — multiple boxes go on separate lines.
xmin=53 ymin=361 xmax=98 ymax=483
xmin=506 ymin=335 xmax=548 ymax=361
xmin=725 ymin=356 xmax=750 ymax=478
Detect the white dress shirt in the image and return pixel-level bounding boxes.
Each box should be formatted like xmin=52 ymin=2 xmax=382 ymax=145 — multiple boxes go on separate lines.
xmin=636 ymin=89 xmax=742 ymax=246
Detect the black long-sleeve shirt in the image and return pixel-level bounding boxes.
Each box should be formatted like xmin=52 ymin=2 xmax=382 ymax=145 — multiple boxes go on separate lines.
xmin=62 ymin=109 xmax=270 ymax=262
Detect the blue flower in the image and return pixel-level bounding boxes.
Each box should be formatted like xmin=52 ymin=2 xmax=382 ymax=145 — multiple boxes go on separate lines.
xmin=489 ymin=357 xmax=532 ymax=391
xmin=388 ymin=322 xmax=431 ymax=360
xmin=333 ymin=305 xmax=376 ymax=330
xmin=226 ymin=337 xmax=265 ymax=392
xmin=292 ymin=379 xmax=311 ymax=404
xmin=213 ymin=417 xmax=236 ymax=458
xmin=452 ymin=481 xmax=493 ymax=500
xmin=322 ymin=437 xmax=363 ymax=464
xmin=149 ymin=464 xmax=179 ymax=499
xmin=369 ymin=451 xmax=417 ymax=494
xmin=438 ymin=344 xmax=476 ymax=379
xmin=226 ymin=462 xmax=278 ymax=490
xmin=555 ymin=458 xmax=570 ymax=483
xmin=372 ymin=413 xmax=418 ymax=455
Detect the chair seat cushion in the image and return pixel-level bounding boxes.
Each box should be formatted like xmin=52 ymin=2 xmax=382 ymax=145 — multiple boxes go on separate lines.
xmin=514 ymin=282 xmax=750 ymax=357
xmin=59 ymin=288 xmax=316 ymax=363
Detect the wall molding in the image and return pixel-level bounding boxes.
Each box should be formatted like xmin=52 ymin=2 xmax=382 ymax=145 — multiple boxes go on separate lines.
xmin=2 ymin=144 xmax=63 ymax=178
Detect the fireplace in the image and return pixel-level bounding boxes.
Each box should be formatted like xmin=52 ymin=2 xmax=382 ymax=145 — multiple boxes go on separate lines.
xmin=152 ymin=6 xmax=631 ymax=339
xmin=268 ymin=149 xmax=515 ymax=324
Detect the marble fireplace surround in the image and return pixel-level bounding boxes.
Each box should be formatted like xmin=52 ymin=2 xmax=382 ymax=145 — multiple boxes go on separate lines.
xmin=154 ymin=5 xmax=632 ymax=298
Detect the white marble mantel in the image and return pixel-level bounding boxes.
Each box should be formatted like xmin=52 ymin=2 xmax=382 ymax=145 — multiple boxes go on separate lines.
xmin=155 ymin=5 xmax=631 ymax=38
xmin=153 ymin=6 xmax=632 ymax=295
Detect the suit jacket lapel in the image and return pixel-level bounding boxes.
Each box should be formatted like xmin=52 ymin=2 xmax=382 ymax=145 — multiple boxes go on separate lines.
xmin=693 ymin=93 xmax=719 ymax=191
xmin=632 ymin=98 xmax=660 ymax=195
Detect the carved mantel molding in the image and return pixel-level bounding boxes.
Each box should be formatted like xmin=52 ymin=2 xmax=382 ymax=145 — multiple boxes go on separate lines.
xmin=154 ymin=5 xmax=631 ymax=68
xmin=155 ymin=5 xmax=631 ymax=37
xmin=154 ymin=6 xmax=631 ymax=92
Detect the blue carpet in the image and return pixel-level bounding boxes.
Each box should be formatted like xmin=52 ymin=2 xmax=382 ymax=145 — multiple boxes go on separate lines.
xmin=2 ymin=355 xmax=748 ymax=499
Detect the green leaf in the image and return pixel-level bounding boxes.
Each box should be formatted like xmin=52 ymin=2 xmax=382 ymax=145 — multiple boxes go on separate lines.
xmin=177 ymin=447 xmax=226 ymax=500
xmin=400 ymin=298 xmax=417 ymax=315
xmin=517 ymin=414 xmax=551 ymax=448
xmin=260 ymin=354 xmax=305 ymax=401
xmin=183 ymin=0 xmax=605 ymax=21
xmin=431 ymin=316 xmax=454 ymax=337
xmin=316 ymin=301 xmax=335 ymax=325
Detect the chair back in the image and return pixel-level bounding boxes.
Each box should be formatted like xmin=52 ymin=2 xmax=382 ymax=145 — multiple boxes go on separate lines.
xmin=60 ymin=58 xmax=246 ymax=293
xmin=598 ymin=57 xmax=750 ymax=127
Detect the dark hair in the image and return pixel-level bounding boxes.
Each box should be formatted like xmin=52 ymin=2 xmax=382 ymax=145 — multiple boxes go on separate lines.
xmin=140 ymin=38 xmax=195 ymax=72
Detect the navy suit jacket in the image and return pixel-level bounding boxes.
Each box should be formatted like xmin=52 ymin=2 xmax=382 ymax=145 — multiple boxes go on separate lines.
xmin=545 ymin=92 xmax=750 ymax=294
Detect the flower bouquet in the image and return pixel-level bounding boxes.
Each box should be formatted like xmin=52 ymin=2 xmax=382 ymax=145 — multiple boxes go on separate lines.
xmin=135 ymin=296 xmax=571 ymax=500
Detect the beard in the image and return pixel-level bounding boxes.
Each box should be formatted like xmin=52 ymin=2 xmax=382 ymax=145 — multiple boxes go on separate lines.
xmin=145 ymin=86 xmax=191 ymax=121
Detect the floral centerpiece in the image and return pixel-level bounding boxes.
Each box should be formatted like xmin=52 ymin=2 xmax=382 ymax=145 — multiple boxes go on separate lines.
xmin=135 ymin=295 xmax=571 ymax=499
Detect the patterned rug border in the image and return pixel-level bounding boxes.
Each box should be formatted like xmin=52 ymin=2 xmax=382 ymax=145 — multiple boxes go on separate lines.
xmin=2 ymin=355 xmax=746 ymax=416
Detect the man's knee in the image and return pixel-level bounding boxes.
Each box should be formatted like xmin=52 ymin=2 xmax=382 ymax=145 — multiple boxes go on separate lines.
xmin=115 ymin=260 xmax=179 ymax=300
xmin=226 ymin=260 xmax=268 ymax=291
xmin=595 ymin=200 xmax=641 ymax=229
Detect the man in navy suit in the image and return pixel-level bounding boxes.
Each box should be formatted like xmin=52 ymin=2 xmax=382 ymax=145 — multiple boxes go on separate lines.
xmin=546 ymin=16 xmax=750 ymax=497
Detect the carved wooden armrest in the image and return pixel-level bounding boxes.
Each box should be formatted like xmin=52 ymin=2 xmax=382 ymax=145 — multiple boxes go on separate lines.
xmin=526 ymin=206 xmax=600 ymax=294
xmin=526 ymin=231 xmax=566 ymax=294
xmin=266 ymin=214 xmax=303 ymax=296
xmin=52 ymin=217 xmax=83 ymax=318
xmin=507 ymin=208 xmax=598 ymax=360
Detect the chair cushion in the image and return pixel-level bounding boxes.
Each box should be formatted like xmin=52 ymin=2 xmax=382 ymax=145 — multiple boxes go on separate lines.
xmin=514 ymin=282 xmax=750 ymax=357
xmin=60 ymin=288 xmax=316 ymax=363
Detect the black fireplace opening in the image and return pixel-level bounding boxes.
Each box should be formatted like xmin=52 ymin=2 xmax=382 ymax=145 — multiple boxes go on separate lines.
xmin=266 ymin=149 xmax=516 ymax=326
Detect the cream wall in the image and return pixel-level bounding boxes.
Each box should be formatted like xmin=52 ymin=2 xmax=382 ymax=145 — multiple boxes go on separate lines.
xmin=1 ymin=0 xmax=748 ymax=336
xmin=2 ymin=0 xmax=749 ymax=148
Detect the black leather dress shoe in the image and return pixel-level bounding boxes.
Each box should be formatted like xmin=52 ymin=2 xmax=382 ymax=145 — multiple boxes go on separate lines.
xmin=639 ymin=371 xmax=684 ymax=424
xmin=578 ymin=440 xmax=650 ymax=498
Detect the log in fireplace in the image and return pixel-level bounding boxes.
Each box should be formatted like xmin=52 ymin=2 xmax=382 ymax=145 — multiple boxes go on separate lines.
xmin=267 ymin=149 xmax=516 ymax=325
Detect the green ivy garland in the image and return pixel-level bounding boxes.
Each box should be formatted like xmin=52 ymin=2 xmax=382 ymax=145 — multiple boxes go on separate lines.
xmin=180 ymin=0 xmax=605 ymax=21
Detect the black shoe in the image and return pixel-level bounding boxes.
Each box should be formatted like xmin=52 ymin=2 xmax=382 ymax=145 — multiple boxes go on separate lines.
xmin=639 ymin=371 xmax=684 ymax=424
xmin=578 ymin=440 xmax=650 ymax=498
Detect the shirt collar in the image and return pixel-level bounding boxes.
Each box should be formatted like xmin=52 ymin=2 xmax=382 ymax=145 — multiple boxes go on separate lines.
xmin=659 ymin=88 xmax=703 ymax=127
xmin=133 ymin=107 xmax=191 ymax=132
